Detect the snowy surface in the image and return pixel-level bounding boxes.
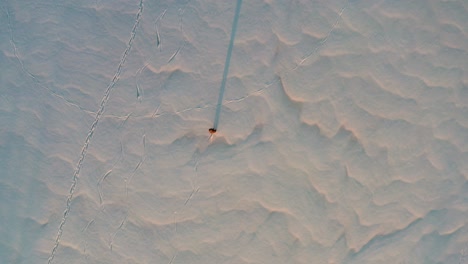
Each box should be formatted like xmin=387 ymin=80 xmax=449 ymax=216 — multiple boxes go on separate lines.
xmin=1 ymin=0 xmax=467 ymax=263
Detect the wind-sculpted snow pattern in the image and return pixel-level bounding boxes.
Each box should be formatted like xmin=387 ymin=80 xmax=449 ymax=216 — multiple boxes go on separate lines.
xmin=46 ymin=0 xmax=143 ymax=263
xmin=0 ymin=0 xmax=467 ymax=263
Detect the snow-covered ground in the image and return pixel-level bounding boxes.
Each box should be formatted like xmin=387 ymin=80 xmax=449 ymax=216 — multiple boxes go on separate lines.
xmin=1 ymin=0 xmax=467 ymax=263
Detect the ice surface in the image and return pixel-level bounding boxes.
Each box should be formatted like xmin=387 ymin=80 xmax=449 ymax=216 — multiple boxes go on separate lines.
xmin=1 ymin=0 xmax=467 ymax=263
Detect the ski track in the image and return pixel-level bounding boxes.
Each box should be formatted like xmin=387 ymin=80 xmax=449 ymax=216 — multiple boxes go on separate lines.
xmin=47 ymin=0 xmax=144 ymax=263
xmin=90 ymin=0 xmax=349 ymax=125
xmin=42 ymin=0 xmax=348 ymax=261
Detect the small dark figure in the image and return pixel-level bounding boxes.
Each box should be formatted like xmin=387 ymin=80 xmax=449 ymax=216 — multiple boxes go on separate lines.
xmin=209 ymin=128 xmax=217 ymax=134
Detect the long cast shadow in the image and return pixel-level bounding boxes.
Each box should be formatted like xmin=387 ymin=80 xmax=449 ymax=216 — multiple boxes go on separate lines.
xmin=211 ymin=0 xmax=243 ymax=132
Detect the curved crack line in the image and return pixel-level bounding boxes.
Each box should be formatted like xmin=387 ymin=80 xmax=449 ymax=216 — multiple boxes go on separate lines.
xmin=295 ymin=1 xmax=348 ymax=69
xmin=264 ymin=0 xmax=349 ymax=92
xmin=155 ymin=8 xmax=167 ymax=51
xmin=3 ymin=7 xmax=97 ymax=116
xmin=47 ymin=1 xmax=144 ymax=263
xmin=103 ymin=0 xmax=346 ymax=124
xmin=124 ymin=132 xmax=146 ymax=199
xmin=109 ymin=215 xmax=127 ymax=251
xmin=167 ymin=253 xmax=177 ymax=264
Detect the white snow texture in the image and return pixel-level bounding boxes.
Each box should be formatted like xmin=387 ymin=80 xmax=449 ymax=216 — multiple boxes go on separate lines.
xmin=0 ymin=0 xmax=467 ymax=263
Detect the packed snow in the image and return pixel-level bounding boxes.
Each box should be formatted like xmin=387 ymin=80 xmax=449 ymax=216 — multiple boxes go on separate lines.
xmin=1 ymin=0 xmax=467 ymax=263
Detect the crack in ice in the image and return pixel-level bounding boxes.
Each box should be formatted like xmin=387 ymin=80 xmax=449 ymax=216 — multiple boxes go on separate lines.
xmin=264 ymin=0 xmax=349 ymax=91
xmin=4 ymin=7 xmax=95 ymax=115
